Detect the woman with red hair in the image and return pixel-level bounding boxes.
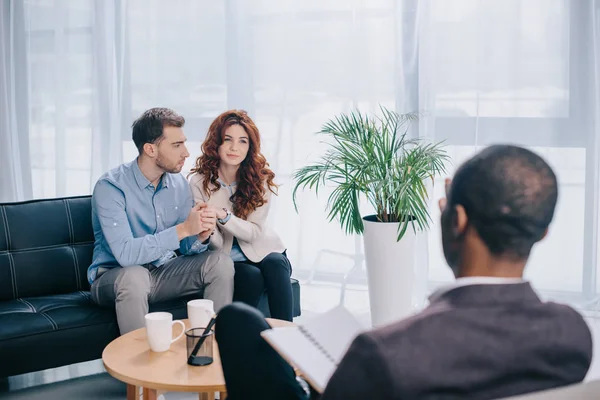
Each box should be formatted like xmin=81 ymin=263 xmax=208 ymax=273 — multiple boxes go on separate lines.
xmin=189 ymin=110 xmax=293 ymax=321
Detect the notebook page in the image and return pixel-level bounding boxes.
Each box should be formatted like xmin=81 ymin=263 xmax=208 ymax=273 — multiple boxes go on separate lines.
xmin=261 ymin=327 xmax=336 ymax=393
xmin=301 ymin=306 xmax=365 ymax=363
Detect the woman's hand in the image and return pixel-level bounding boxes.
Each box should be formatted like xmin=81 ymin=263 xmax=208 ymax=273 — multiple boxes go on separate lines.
xmin=197 ymin=207 xmax=217 ymax=243
xmin=215 ymin=207 xmax=228 ymax=220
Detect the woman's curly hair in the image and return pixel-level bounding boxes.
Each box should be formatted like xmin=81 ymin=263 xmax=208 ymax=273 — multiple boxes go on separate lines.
xmin=189 ymin=110 xmax=277 ymax=220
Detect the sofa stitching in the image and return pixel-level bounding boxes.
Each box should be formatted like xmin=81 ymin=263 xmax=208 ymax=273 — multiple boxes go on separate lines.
xmin=0 ymin=306 xmax=188 ymax=342
xmin=0 ymin=307 xmax=190 ymax=339
xmin=71 ymin=247 xmax=81 ymax=290
xmin=0 ymin=319 xmax=119 ymax=342
xmin=79 ymin=290 xmax=91 ymax=301
xmin=17 ymin=298 xmax=59 ymax=331
xmin=17 ymin=298 xmax=34 ymax=312
xmin=0 ymin=206 xmax=11 ymax=250
xmin=0 ymin=206 xmax=9 ymax=251
xmin=64 ymin=200 xmax=82 ymax=290
xmin=63 ymin=200 xmax=75 ymax=243
xmin=0 ymin=242 xmax=94 ymax=255
xmin=0 ymin=206 xmax=16 ymax=299
xmin=0 ymin=195 xmax=90 ymax=207
xmin=9 ymin=253 xmax=18 ymax=299
xmin=0 ymin=304 xmax=83 ymax=314
xmin=40 ymin=313 xmax=58 ymax=330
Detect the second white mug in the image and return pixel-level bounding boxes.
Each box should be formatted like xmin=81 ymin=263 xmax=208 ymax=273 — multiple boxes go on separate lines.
xmin=145 ymin=312 xmax=185 ymax=352
xmin=187 ymin=299 xmax=214 ymax=329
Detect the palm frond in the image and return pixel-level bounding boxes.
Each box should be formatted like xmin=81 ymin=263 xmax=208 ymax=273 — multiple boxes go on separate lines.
xmin=292 ymin=106 xmax=450 ymax=241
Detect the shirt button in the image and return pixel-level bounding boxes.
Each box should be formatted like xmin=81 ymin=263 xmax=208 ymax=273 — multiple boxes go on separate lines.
xmin=157 ymin=215 xmax=160 ymax=219
xmin=113 ymin=222 xmax=117 ymax=226
xmin=175 ymin=206 xmax=178 ymax=210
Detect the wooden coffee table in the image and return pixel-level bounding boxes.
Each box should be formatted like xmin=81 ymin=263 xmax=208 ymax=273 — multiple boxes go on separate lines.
xmin=102 ymin=317 xmax=295 ymax=400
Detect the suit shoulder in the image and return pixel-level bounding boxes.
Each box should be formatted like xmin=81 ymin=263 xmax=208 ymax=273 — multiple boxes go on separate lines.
xmin=365 ymin=301 xmax=454 ymax=343
xmin=545 ymin=302 xmax=592 ymax=336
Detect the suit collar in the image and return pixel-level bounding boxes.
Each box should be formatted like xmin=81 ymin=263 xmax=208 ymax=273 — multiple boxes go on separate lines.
xmin=430 ymin=281 xmax=541 ymax=307
xmin=428 ymin=277 xmax=525 ymax=303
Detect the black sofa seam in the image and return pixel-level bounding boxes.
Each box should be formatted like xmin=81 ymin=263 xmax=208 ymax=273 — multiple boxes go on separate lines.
xmin=0 ymin=241 xmax=94 ymax=255
xmin=71 ymin=247 xmax=82 ymax=290
xmin=9 ymin=253 xmax=18 ymax=299
xmin=0 ymin=319 xmax=120 ymax=342
xmin=64 ymin=200 xmax=82 ymax=289
xmin=0 ymin=299 xmax=186 ymax=341
xmin=15 ymin=299 xmax=69 ymax=329
xmin=0 ymin=305 xmax=187 ymax=341
xmin=0 ymin=195 xmax=91 ymax=207
xmin=40 ymin=312 xmax=58 ymax=330
xmin=63 ymin=200 xmax=75 ymax=243
xmin=0 ymin=303 xmax=83 ymax=315
xmin=16 ymin=298 xmax=34 ymax=312
xmin=0 ymin=206 xmax=9 ymax=250
xmin=1 ymin=207 xmax=16 ymax=298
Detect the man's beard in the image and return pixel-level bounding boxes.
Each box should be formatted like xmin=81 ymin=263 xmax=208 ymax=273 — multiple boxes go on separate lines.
xmin=156 ymin=155 xmax=183 ymax=174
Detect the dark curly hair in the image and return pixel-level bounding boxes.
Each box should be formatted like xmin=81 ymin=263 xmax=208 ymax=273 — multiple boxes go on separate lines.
xmin=189 ymin=110 xmax=277 ymax=220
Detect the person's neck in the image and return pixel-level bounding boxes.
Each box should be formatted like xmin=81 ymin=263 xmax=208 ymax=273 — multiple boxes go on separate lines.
xmin=218 ymin=164 xmax=239 ymax=185
xmin=456 ymin=242 xmax=526 ymax=279
xmin=137 ymin=156 xmax=164 ymax=188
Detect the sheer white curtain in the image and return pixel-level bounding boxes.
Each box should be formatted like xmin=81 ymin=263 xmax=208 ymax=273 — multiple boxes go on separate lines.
xmin=2 ymin=0 xmax=600 ymax=313
xmin=419 ymin=0 xmax=600 ymax=306
xmin=0 ymin=0 xmax=31 ymax=202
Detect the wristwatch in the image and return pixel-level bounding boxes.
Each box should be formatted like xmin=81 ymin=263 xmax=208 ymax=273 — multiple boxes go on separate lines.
xmin=218 ymin=208 xmax=232 ymax=225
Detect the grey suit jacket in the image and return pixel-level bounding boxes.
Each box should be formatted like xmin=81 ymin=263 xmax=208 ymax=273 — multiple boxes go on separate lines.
xmin=320 ymin=283 xmax=593 ymax=400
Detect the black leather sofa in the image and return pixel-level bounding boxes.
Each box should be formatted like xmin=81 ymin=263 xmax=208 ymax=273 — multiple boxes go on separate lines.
xmin=0 ymin=195 xmax=301 ymax=377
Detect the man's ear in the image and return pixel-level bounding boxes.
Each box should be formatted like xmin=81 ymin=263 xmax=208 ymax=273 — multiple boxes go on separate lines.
xmin=540 ymin=228 xmax=549 ymax=241
xmin=143 ymin=142 xmax=156 ymax=158
xmin=454 ymin=204 xmax=468 ymax=235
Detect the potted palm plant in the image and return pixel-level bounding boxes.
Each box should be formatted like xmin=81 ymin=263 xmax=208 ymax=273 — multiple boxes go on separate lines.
xmin=293 ymin=106 xmax=449 ymax=326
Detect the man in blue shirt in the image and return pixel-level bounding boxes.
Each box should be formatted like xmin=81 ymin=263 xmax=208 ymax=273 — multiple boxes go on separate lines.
xmin=88 ymin=108 xmax=234 ymax=334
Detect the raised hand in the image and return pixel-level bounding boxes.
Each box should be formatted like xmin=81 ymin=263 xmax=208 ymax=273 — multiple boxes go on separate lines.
xmin=182 ymin=202 xmax=206 ymax=237
xmin=198 ymin=206 xmax=218 ymax=243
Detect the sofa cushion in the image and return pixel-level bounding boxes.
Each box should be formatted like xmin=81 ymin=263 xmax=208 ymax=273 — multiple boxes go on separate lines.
xmin=0 ymin=291 xmax=205 ymax=343
xmin=0 ymin=196 xmax=94 ymax=301
xmin=0 ymin=292 xmax=114 ymax=341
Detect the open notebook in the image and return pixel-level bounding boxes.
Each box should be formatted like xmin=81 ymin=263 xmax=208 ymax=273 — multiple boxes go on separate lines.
xmin=261 ymin=306 xmax=366 ymax=393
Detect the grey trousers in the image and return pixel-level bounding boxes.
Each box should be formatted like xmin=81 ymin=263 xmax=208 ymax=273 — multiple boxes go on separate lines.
xmin=91 ymin=251 xmax=234 ymax=335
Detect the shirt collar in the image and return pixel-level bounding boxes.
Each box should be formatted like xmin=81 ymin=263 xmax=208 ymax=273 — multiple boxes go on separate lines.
xmin=217 ymin=178 xmax=237 ymax=187
xmin=132 ymin=158 xmax=152 ymax=190
xmin=132 ymin=157 xmax=169 ymax=190
xmin=161 ymin=173 xmax=171 ymax=189
xmin=428 ymin=276 xmax=525 ymax=304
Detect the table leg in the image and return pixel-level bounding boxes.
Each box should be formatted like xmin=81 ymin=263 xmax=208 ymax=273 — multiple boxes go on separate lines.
xmin=143 ymin=388 xmax=158 ymax=400
xmin=199 ymin=393 xmax=215 ymax=400
xmin=219 ymin=391 xmax=227 ymax=399
xmin=126 ymin=384 xmax=137 ymax=400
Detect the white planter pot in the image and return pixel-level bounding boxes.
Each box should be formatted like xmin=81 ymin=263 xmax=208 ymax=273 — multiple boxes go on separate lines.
xmin=363 ymin=215 xmax=416 ymax=327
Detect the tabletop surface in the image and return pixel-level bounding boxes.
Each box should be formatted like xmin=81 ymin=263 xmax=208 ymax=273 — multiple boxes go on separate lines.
xmin=102 ymin=317 xmax=295 ymax=392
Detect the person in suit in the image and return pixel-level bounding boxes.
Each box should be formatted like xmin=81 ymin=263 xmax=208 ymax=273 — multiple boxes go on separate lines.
xmin=188 ymin=110 xmax=294 ymax=321
xmin=214 ymin=144 xmax=593 ymax=400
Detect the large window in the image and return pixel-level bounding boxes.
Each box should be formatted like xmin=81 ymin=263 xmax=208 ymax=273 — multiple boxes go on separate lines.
xmin=14 ymin=0 xmax=600 ymax=315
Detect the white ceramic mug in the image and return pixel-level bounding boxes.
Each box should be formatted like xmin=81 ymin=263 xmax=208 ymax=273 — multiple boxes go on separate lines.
xmin=187 ymin=299 xmax=214 ymax=329
xmin=144 ymin=312 xmax=185 ymax=352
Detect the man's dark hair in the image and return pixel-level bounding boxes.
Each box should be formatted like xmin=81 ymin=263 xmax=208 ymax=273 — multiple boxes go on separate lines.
xmin=131 ymin=108 xmax=185 ymax=154
xmin=449 ymin=144 xmax=558 ymax=259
